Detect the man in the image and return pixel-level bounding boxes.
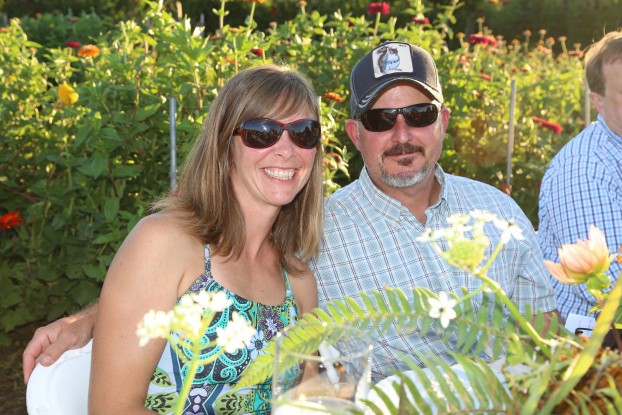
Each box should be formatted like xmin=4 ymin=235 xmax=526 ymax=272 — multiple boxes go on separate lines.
xmin=24 ymin=42 xmax=557 ymax=383
xmin=538 ymin=30 xmax=622 ymax=322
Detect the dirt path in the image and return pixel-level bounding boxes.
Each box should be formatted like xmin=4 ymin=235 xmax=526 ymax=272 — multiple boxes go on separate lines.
xmin=1 ymin=322 xmax=39 ymax=415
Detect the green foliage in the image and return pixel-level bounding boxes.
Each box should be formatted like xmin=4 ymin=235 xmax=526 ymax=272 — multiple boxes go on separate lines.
xmin=18 ymin=12 xmax=111 ymax=50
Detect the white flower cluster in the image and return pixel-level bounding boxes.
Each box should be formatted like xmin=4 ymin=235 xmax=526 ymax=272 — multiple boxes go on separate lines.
xmin=136 ymin=291 xmax=255 ymax=354
xmin=418 ymin=210 xmax=525 ymax=328
xmin=416 ymin=210 xmax=524 ymax=273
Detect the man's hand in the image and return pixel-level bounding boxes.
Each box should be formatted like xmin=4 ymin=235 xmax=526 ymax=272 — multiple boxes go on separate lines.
xmin=22 ymin=303 xmax=98 ymax=384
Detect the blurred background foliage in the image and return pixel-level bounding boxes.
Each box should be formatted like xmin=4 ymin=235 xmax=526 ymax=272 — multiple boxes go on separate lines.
xmin=0 ymin=0 xmax=617 ymax=343
xmin=1 ymin=0 xmax=621 ymax=52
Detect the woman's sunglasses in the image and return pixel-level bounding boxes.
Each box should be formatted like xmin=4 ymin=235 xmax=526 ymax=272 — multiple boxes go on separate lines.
xmin=234 ymin=118 xmax=321 ymax=149
xmin=358 ymin=102 xmax=441 ymax=132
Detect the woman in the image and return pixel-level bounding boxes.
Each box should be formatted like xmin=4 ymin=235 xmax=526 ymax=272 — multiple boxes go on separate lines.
xmin=89 ymin=65 xmax=324 ymax=415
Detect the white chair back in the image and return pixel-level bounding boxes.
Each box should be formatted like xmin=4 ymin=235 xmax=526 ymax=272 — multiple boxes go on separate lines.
xmin=26 ymin=340 xmax=92 ymax=415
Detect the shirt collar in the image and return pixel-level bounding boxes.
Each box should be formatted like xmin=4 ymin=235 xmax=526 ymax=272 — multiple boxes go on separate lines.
xmin=358 ymin=164 xmax=447 ymax=223
xmin=597 ymin=114 xmax=622 ymax=142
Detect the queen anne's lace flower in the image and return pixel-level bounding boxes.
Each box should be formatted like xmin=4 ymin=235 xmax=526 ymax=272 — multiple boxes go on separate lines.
xmin=137 ymin=310 xmax=172 ymax=346
xmin=216 ymin=312 xmax=256 ymax=353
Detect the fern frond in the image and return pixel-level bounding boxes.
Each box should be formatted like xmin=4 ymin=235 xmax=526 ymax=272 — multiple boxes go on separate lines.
xmin=367 ymin=352 xmax=510 ymax=413
xmin=364 ymin=384 xmax=398 ymax=415
xmin=237 ymin=286 xmax=526 ymax=392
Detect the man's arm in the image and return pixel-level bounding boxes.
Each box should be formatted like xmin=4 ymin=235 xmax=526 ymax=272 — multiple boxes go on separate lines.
xmin=22 ymin=302 xmax=98 ymax=384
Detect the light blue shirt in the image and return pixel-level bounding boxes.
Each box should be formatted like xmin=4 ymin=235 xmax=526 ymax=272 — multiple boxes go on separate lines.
xmin=311 ymin=166 xmax=556 ymax=380
xmin=538 ymin=114 xmax=622 ymax=321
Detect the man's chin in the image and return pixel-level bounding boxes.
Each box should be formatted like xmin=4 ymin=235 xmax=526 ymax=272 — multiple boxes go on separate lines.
xmin=381 ymin=169 xmax=429 ymax=188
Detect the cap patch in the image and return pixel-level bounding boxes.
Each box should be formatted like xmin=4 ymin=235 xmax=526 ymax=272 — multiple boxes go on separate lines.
xmin=372 ymin=43 xmax=414 ymax=78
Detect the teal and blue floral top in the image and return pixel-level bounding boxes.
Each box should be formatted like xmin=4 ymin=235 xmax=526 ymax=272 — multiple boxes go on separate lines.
xmin=145 ymin=245 xmax=298 ymax=415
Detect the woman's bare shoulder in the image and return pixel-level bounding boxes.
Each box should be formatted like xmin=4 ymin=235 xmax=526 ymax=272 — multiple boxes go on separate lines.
xmin=288 ymin=260 xmax=318 ymax=315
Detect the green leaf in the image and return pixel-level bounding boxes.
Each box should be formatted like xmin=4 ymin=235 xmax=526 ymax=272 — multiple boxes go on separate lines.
xmin=111 ymin=164 xmax=142 ymax=177
xmin=135 ymin=103 xmax=161 ymax=122
xmin=78 ymin=152 xmax=109 ymax=178
xmin=104 ymin=198 xmax=120 ymax=222
xmin=70 ymin=280 xmax=101 ymax=305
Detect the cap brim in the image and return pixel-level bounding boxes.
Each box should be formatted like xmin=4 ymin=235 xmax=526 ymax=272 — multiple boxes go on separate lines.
xmin=353 ymin=77 xmax=441 ymax=117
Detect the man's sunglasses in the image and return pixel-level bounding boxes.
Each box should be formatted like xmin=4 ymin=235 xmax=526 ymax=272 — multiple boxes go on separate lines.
xmin=358 ymin=102 xmax=441 ymax=132
xmin=234 ymin=118 xmax=321 ymax=149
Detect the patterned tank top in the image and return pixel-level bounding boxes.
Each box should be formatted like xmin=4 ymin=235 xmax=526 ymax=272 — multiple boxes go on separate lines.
xmin=145 ymin=245 xmax=298 ymax=415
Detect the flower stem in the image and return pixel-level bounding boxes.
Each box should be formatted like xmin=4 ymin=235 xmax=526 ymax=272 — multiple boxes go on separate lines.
xmin=171 ymin=314 xmax=221 ymax=415
xmin=218 ymin=0 xmax=226 ymax=31
xmin=372 ymin=12 xmax=381 ymax=39
xmin=476 ymin=271 xmax=551 ymax=359
xmin=245 ymin=1 xmax=255 ymax=39
xmin=173 ymin=343 xmax=201 ymax=415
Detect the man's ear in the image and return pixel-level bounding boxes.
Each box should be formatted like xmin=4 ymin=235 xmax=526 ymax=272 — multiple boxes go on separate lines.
xmin=345 ymin=119 xmax=362 ymax=150
xmin=440 ymin=106 xmax=451 ymax=136
xmin=589 ymin=91 xmax=604 ymax=114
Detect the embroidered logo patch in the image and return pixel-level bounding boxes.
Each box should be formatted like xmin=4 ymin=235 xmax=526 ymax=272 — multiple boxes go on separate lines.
xmin=372 ymin=42 xmax=414 ymax=78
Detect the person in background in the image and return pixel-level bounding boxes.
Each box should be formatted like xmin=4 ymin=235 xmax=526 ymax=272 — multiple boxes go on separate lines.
xmin=538 ymin=30 xmax=622 ymax=322
xmin=89 ymin=64 xmax=322 ymax=414
xmin=24 ymin=42 xmax=557 ymax=384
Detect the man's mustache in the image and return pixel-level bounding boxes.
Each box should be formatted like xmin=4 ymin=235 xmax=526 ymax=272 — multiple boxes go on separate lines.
xmin=383 ymin=143 xmax=424 ymax=158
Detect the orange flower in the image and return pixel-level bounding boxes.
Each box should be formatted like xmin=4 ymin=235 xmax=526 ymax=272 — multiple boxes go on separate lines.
xmin=0 ymin=211 xmax=25 ymax=230
xmin=544 ymin=226 xmax=614 ymax=288
xmin=323 ymin=92 xmax=344 ymax=103
xmin=245 ymin=0 xmax=265 ymax=3
xmin=78 ymin=44 xmax=100 ymax=58
xmin=58 ymin=84 xmax=78 ymax=106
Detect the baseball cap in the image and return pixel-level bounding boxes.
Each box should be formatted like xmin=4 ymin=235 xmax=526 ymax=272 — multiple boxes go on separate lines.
xmin=349 ymin=41 xmax=443 ymax=118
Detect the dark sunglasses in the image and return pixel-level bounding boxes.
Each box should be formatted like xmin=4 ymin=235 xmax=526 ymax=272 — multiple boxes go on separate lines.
xmin=234 ymin=118 xmax=321 ymax=149
xmin=358 ymin=102 xmax=442 ymax=132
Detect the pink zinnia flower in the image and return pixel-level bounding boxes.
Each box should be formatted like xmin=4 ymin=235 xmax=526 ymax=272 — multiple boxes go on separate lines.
xmin=412 ymin=16 xmax=430 ymax=25
xmin=65 ymin=41 xmax=80 ymax=49
xmin=368 ymin=2 xmax=390 ymax=14
xmin=532 ymin=117 xmax=562 ymax=135
xmin=251 ymin=47 xmax=263 ymax=57
xmin=470 ymin=33 xmax=498 ymax=47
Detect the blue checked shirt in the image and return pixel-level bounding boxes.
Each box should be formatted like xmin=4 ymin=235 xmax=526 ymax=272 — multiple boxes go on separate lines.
xmin=538 ymin=115 xmax=622 ymax=321
xmin=310 ymin=166 xmax=556 ymax=381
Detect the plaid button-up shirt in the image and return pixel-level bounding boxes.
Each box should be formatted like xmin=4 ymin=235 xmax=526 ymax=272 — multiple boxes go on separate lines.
xmin=310 ymin=166 xmax=556 ymax=381
xmin=538 ymin=115 xmax=622 ymax=321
